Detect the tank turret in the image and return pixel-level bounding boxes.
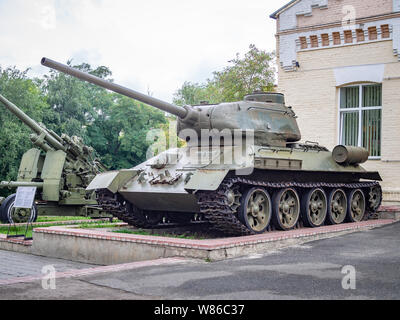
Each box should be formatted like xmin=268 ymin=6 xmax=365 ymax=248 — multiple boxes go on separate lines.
xmin=41 ymin=58 xmax=301 ymax=147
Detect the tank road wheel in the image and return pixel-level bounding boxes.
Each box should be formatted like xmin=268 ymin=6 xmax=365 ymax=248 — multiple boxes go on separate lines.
xmin=0 ymin=194 xmax=38 ymax=224
xmin=301 ymin=188 xmax=327 ymax=228
xmin=272 ymin=188 xmax=300 ymax=231
xmin=347 ymin=189 xmax=366 ymax=223
xmin=225 ymin=185 xmax=242 ymax=213
xmin=327 ymin=189 xmax=347 ymax=225
xmin=238 ymin=188 xmax=272 ymax=234
xmin=368 ymin=185 xmax=382 ymax=212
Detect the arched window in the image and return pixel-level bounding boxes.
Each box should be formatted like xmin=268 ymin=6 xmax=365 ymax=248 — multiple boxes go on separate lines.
xmin=339 ymin=84 xmax=382 ymax=158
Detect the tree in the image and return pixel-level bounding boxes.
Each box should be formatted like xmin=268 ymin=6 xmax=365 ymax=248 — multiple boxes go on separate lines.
xmin=173 ymin=44 xmax=275 ymax=105
xmin=41 ymin=61 xmax=114 ymax=141
xmin=0 ymin=66 xmax=52 ymax=195
xmin=87 ymin=95 xmax=167 ymax=169
xmin=212 ymin=44 xmax=275 ymax=101
xmin=172 ymin=81 xmax=209 ymax=106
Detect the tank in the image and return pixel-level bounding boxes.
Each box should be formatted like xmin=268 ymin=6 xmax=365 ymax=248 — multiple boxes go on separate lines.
xmin=41 ymin=57 xmax=383 ymax=236
xmin=0 ymin=93 xmax=110 ymax=223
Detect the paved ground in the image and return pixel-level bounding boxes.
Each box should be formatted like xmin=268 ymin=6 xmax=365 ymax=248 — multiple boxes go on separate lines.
xmin=0 ymin=250 xmax=94 ymax=280
xmin=0 ymin=221 xmax=399 ymax=300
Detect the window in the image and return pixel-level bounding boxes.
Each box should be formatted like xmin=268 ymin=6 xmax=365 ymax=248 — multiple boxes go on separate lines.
xmin=381 ymin=24 xmax=390 ymax=39
xmin=299 ymin=36 xmax=308 ymax=49
xmin=339 ymin=84 xmax=382 ymax=158
xmin=333 ymin=32 xmax=341 ymax=45
xmin=368 ymin=27 xmax=377 ymax=40
xmin=310 ymin=35 xmax=319 ymax=48
xmin=344 ymin=30 xmax=353 ymax=43
xmin=356 ymin=29 xmax=365 ymax=42
xmin=321 ymin=34 xmax=330 ymax=46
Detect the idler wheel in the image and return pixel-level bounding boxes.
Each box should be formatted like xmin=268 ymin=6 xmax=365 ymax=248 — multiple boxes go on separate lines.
xmin=238 ymin=188 xmax=272 ymax=234
xmin=272 ymin=188 xmax=300 ymax=231
xmin=327 ymin=189 xmax=347 ymax=225
xmin=368 ymin=185 xmax=382 ymax=212
xmin=301 ymin=188 xmax=327 ymax=228
xmin=346 ymin=189 xmax=366 ymax=223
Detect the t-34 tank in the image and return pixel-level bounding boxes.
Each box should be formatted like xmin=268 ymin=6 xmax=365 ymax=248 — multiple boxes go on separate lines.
xmin=41 ymin=57 xmax=383 ymax=236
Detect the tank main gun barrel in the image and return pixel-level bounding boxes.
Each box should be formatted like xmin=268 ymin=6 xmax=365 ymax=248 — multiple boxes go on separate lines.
xmin=0 ymin=93 xmax=66 ymax=152
xmin=41 ymin=57 xmax=189 ymax=119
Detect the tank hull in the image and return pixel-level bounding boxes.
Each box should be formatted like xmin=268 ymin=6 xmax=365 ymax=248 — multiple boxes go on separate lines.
xmin=88 ymin=144 xmax=381 ymax=214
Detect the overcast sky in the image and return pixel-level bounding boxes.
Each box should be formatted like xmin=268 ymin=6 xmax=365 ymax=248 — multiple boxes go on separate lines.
xmin=0 ymin=0 xmax=288 ymax=102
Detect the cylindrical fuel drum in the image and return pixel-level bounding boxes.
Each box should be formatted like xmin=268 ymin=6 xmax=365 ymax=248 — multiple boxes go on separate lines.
xmin=332 ymin=145 xmax=369 ymax=165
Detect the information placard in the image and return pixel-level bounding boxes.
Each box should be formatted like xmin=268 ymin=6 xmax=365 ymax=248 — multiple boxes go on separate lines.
xmin=14 ymin=187 xmax=37 ymax=209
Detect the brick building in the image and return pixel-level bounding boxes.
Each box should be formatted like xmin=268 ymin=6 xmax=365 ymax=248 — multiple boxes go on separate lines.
xmin=270 ymin=0 xmax=400 ymax=204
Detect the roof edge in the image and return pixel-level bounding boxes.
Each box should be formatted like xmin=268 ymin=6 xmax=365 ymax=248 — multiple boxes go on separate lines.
xmin=269 ymin=0 xmax=300 ymax=19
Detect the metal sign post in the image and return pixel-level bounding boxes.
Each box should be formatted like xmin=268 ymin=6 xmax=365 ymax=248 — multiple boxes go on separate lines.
xmin=7 ymin=187 xmax=37 ymax=240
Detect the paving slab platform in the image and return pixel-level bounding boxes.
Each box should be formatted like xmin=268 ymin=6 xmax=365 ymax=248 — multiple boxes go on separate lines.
xmin=25 ymin=219 xmax=394 ymax=265
xmin=0 ymin=234 xmax=33 ymax=254
xmin=0 ymin=257 xmax=185 ymax=286
xmin=0 ymin=218 xmax=121 ymax=254
xmin=379 ymin=206 xmax=400 ymax=219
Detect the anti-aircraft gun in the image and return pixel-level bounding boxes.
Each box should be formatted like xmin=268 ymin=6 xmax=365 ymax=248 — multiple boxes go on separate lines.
xmin=0 ymin=93 xmax=109 ymax=223
xmin=41 ymin=57 xmax=383 ymax=236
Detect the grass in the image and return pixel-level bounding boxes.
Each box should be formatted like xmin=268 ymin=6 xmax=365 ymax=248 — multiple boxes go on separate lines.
xmin=111 ymin=228 xmax=205 ymax=240
xmin=36 ymin=216 xmax=92 ymax=223
xmin=0 ymin=218 xmax=117 ymax=239
xmin=0 ymin=224 xmax=57 ymax=239
xmin=1 ymin=217 xmax=204 ymax=241
xmin=78 ymin=222 xmax=120 ymax=229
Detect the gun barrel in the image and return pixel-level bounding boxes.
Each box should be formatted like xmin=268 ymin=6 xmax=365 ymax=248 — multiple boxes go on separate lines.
xmin=0 ymin=94 xmax=42 ymax=136
xmin=41 ymin=57 xmax=188 ymax=119
xmin=0 ymin=93 xmax=66 ymax=152
xmin=0 ymin=181 xmax=44 ymax=189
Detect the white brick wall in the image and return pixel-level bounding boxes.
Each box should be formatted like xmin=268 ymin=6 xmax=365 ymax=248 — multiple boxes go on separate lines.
xmin=277 ymin=41 xmax=400 ymax=201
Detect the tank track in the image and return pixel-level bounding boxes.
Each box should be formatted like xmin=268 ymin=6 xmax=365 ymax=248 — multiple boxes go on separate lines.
xmin=196 ymin=178 xmax=382 ymax=236
xmin=96 ymin=178 xmax=381 ymax=237
xmin=96 ymin=190 xmax=156 ymax=228
xmin=96 ymin=190 xmax=198 ymax=229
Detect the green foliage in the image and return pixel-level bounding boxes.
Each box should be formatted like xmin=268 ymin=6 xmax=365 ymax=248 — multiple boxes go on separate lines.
xmin=0 ymin=61 xmax=167 ymax=189
xmin=172 ymin=81 xmax=210 ymax=106
xmin=173 ymin=44 xmax=275 ymax=106
xmin=87 ymin=95 xmax=166 ymax=169
xmin=0 ymin=67 xmax=51 ymax=196
xmin=41 ymin=61 xmax=114 ymax=140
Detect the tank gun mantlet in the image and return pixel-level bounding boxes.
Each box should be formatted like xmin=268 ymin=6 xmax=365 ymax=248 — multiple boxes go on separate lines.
xmin=180 ymin=105 xmax=200 ymax=124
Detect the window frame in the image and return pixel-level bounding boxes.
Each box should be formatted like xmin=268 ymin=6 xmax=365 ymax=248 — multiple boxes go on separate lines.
xmin=338 ymin=83 xmax=382 ymax=160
